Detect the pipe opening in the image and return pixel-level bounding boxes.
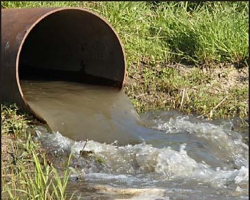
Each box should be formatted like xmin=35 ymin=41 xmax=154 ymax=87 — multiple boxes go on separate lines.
xmin=19 ymin=9 xmax=125 ymax=87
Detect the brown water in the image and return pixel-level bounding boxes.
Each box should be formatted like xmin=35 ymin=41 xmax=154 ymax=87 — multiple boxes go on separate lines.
xmin=20 ymin=80 xmax=249 ymax=199
xmin=21 ymin=80 xmax=149 ymax=145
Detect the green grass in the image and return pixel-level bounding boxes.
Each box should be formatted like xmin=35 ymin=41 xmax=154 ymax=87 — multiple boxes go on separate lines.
xmin=79 ymin=1 xmax=249 ymax=66
xmin=1 ymin=104 xmax=75 ymax=200
xmin=2 ymin=1 xmax=248 ymax=66
xmin=124 ymin=63 xmax=248 ymax=119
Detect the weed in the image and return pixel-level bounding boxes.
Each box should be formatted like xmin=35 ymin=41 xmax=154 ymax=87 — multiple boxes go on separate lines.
xmin=1 ymin=105 xmax=75 ymax=200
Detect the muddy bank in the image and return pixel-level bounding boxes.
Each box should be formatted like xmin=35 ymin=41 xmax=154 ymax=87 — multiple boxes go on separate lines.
xmin=124 ymin=62 xmax=248 ymax=119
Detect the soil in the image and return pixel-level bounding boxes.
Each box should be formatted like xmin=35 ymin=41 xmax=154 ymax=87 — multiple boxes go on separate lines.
xmin=123 ymin=62 xmax=249 ymax=116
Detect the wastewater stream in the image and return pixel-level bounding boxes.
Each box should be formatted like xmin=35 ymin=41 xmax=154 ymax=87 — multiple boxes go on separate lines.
xmin=21 ymin=80 xmax=249 ymax=200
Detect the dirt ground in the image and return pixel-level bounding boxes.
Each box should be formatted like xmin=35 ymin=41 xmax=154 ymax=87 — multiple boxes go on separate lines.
xmin=123 ymin=62 xmax=249 ymax=116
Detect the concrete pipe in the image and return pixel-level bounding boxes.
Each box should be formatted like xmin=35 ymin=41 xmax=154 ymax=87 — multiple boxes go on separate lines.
xmin=1 ymin=7 xmax=126 ymax=122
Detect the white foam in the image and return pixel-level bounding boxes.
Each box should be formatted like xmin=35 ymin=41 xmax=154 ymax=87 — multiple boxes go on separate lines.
xmin=156 ymin=116 xmax=249 ymax=167
xmin=35 ymin=113 xmax=248 ymax=198
xmin=38 ymin=131 xmax=248 ymax=187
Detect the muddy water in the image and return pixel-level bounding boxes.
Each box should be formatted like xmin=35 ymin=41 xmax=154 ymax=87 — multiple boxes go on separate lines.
xmin=21 ymin=80 xmax=154 ymax=145
xmin=21 ymin=80 xmax=248 ymax=199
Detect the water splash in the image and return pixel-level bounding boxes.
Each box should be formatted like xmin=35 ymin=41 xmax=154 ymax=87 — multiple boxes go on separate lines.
xmin=35 ymin=110 xmax=249 ymax=199
xmin=27 ymin=81 xmax=248 ymax=199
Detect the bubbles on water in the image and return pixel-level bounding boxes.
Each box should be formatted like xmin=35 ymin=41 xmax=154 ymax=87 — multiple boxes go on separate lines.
xmin=143 ymin=112 xmax=249 ymax=169
xmin=35 ymin=111 xmax=249 ymax=199
xmin=234 ymin=166 xmax=249 ymax=185
xmin=36 ymin=128 xmax=73 ymax=153
xmin=37 ymin=131 xmax=248 ymax=183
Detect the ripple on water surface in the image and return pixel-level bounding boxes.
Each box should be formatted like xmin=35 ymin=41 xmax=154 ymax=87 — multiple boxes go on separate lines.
xmin=35 ymin=113 xmax=248 ymax=200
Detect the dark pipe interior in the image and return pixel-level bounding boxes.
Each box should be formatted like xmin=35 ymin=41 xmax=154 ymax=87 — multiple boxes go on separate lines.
xmin=19 ymin=9 xmax=125 ymax=87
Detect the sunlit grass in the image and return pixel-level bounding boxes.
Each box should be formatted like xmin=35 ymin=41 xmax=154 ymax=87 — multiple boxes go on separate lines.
xmin=2 ymin=1 xmax=248 ymax=67
xmin=1 ymin=104 xmax=74 ymax=200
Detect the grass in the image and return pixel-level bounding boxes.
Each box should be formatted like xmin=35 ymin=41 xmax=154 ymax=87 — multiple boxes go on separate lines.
xmin=124 ymin=62 xmax=248 ymax=119
xmin=1 ymin=104 xmax=74 ymax=200
xmin=2 ymin=1 xmax=248 ymax=66
xmin=82 ymin=1 xmax=249 ymax=66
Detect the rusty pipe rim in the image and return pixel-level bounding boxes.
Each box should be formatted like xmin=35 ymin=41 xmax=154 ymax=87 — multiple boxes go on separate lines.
xmin=10 ymin=7 xmax=126 ymax=122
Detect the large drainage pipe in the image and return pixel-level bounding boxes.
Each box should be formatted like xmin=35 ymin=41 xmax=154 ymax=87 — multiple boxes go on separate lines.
xmin=1 ymin=7 xmax=126 ymax=122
